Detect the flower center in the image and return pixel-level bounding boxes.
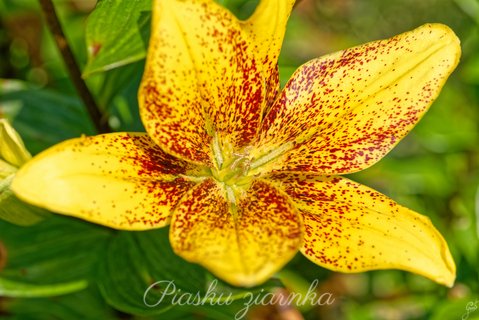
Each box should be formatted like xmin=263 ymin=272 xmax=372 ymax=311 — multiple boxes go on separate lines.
xmin=207 ymin=132 xmax=295 ymax=189
xmin=209 ymin=134 xmax=254 ymax=187
xmin=211 ymin=150 xmax=251 ymax=187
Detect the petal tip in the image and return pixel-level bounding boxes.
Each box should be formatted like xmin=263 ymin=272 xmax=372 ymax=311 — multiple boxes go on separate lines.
xmin=422 ymin=22 xmax=461 ymax=64
xmin=438 ymin=241 xmax=456 ymax=288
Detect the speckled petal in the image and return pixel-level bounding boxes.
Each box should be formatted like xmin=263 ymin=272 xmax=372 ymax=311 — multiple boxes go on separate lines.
xmin=268 ymin=173 xmax=456 ymax=287
xmin=170 ymin=178 xmax=303 ymax=287
xmin=252 ymin=24 xmax=461 ymax=175
xmin=241 ymin=0 xmax=295 ymax=108
xmin=11 ymin=133 xmax=198 ymax=231
xmin=139 ymin=0 xmax=264 ymax=165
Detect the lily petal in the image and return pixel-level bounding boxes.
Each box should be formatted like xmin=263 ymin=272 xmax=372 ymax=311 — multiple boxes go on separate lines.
xmin=11 ymin=133 xmax=197 ymax=230
xmin=139 ymin=0 xmax=264 ymax=166
xmin=241 ymin=0 xmax=295 ymax=108
xmin=0 ymin=119 xmax=31 ymax=167
xmin=253 ymin=24 xmax=461 ymax=174
xmin=268 ymin=173 xmax=456 ymax=287
xmin=170 ymin=178 xmax=303 ymax=287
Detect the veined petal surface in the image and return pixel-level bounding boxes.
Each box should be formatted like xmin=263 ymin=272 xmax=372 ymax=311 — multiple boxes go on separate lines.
xmin=170 ymin=178 xmax=303 ymax=287
xmin=268 ymin=173 xmax=456 ymax=287
xmin=253 ymin=24 xmax=460 ymax=174
xmin=139 ymin=0 xmax=265 ymax=166
xmin=12 ymin=133 xmax=197 ymax=230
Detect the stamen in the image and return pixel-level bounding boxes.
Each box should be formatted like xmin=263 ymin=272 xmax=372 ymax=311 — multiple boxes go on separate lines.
xmin=212 ymin=133 xmax=224 ymax=169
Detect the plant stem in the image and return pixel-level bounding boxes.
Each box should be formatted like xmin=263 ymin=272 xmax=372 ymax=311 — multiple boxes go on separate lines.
xmin=38 ymin=0 xmax=111 ymax=134
xmin=294 ymin=0 xmax=305 ymax=8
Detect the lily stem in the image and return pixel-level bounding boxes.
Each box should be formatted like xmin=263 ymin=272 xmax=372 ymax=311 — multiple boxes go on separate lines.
xmin=38 ymin=0 xmax=111 ymax=134
xmin=293 ymin=0 xmax=305 ymax=8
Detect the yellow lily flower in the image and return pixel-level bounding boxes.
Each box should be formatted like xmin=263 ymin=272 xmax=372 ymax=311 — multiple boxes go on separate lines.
xmin=12 ymin=0 xmax=460 ymax=287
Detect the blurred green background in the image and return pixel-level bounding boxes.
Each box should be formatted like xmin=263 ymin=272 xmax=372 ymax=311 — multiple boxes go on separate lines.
xmin=1 ymin=0 xmax=479 ymax=319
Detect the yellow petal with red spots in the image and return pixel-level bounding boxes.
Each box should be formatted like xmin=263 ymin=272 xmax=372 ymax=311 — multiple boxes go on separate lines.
xmin=252 ymin=24 xmax=461 ymax=175
xmin=170 ymin=178 xmax=303 ymax=287
xmin=268 ymin=173 xmax=456 ymax=287
xmin=139 ymin=0 xmax=265 ymax=166
xmin=11 ymin=133 xmax=197 ymax=230
xmin=241 ymin=0 xmax=295 ymax=108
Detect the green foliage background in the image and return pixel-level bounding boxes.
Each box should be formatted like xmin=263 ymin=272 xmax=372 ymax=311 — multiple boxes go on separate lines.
xmin=1 ymin=0 xmax=478 ymax=319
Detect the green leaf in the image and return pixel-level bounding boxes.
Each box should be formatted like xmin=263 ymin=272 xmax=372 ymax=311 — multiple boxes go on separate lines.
xmin=98 ymin=228 xmax=276 ymax=316
xmin=82 ymin=0 xmax=261 ymax=76
xmin=218 ymin=0 xmax=259 ymax=19
xmin=94 ymin=62 xmax=146 ymax=132
xmin=98 ymin=228 xmax=209 ymax=315
xmin=430 ymin=297 xmax=479 ymax=320
xmin=0 ymin=215 xmax=111 ymax=291
xmin=0 ymin=278 xmax=87 ymax=298
xmin=0 ymin=80 xmax=95 ymax=154
xmin=3 ymin=287 xmax=118 ymax=320
xmin=83 ymin=0 xmax=152 ymax=76
xmin=342 ymin=294 xmax=438 ymax=320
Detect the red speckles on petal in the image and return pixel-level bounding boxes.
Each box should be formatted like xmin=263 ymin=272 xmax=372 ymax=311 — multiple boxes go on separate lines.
xmin=139 ymin=7 xmax=212 ymax=165
xmin=140 ymin=0 xmax=265 ymax=165
xmin=267 ymin=173 xmax=455 ymax=285
xmin=12 ymin=133 xmax=198 ymax=231
xmin=170 ymin=178 xmax=302 ymax=287
xmin=241 ymin=0 xmax=295 ymax=112
xmin=237 ymin=180 xmax=303 ymax=249
xmin=170 ymin=179 xmax=231 ymax=251
xmin=252 ymin=24 xmax=460 ymax=175
xmin=76 ymin=133 xmax=193 ymax=176
xmin=140 ymin=82 xmax=211 ymax=164
xmin=189 ymin=2 xmax=265 ymax=148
